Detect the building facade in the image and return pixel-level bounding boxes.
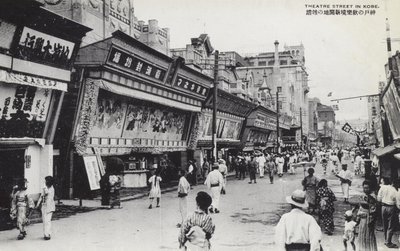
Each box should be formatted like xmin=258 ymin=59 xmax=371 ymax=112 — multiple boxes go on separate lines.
xmin=316 ymin=103 xmax=336 ymax=147
xmin=56 ymin=31 xmax=212 ymax=197
xmin=0 ymin=0 xmax=90 ymax=206
xmin=39 ymin=0 xmax=170 ymax=55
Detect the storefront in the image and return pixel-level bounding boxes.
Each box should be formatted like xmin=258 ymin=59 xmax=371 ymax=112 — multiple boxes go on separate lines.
xmin=0 ymin=0 xmax=90 ymax=211
xmin=63 ymin=31 xmax=211 ymax=197
xmin=196 ymin=89 xmax=256 ymax=163
xmin=242 ymin=105 xmax=277 ymax=153
xmin=373 ymin=58 xmax=400 ymax=180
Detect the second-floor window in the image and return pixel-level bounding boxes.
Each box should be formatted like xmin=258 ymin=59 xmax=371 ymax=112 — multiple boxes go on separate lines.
xmin=277 ymin=86 xmax=282 ymax=93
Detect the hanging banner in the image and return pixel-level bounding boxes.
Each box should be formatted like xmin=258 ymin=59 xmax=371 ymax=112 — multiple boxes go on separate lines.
xmin=0 ymin=70 xmax=68 ymax=92
xmin=382 ymin=80 xmax=400 ymax=140
xmin=82 ymin=155 xmax=101 ymax=190
xmin=0 ymin=82 xmax=52 ymax=138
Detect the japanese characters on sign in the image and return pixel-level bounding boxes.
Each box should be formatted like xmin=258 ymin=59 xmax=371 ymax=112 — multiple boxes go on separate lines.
xmin=16 ymin=27 xmax=75 ymax=69
xmin=173 ymin=76 xmax=209 ymax=97
xmin=108 ymin=47 xmax=166 ymax=82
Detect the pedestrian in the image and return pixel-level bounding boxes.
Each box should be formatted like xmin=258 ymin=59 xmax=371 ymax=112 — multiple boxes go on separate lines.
xmin=35 ymin=176 xmax=55 ymax=240
xmin=10 ymin=178 xmax=34 ymax=240
xmin=357 ymin=180 xmax=378 ymax=251
xmin=204 ymin=163 xmax=224 ymax=213
xmin=188 ymin=160 xmax=195 ymax=186
xmin=193 ymin=159 xmax=199 ymax=186
xmin=343 ymin=210 xmax=357 ymax=251
xmin=337 ymin=164 xmax=353 ymax=203
xmin=238 ymin=157 xmax=246 ymax=180
xmin=248 ymin=156 xmax=258 ymax=184
xmin=266 ymin=158 xmax=276 ymax=184
xmin=377 ymin=177 xmax=398 ymax=248
xmin=109 ymin=173 xmax=122 ymax=209
xmin=302 ymin=168 xmax=319 ymax=214
xmin=177 ymin=170 xmax=190 ymax=228
xmin=321 ymin=155 xmax=328 ymax=175
xmin=316 ymin=179 xmax=336 ymax=235
xmin=256 ymin=154 xmax=266 ymax=178
xmin=354 ymin=153 xmax=362 ymax=175
xmin=330 ymin=153 xmax=339 ymax=173
xmin=100 ymin=173 xmax=111 ymax=207
xmin=148 ymin=169 xmax=162 ymax=209
xmin=202 ymin=158 xmax=210 ymax=181
xmin=288 ymin=153 xmax=296 ymax=175
xmin=275 ymin=189 xmax=322 ymax=251
xmin=178 ymin=191 xmax=215 ymax=251
xmin=275 ymin=154 xmax=285 ymax=177
xmin=218 ymin=159 xmax=228 ymax=194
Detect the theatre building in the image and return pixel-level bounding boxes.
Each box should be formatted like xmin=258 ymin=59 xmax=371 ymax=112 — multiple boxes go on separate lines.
xmin=57 ymin=31 xmax=212 ymax=198
xmin=197 ymin=89 xmax=256 ymax=161
xmin=0 ymin=0 xmax=90 ymax=212
xmin=242 ymin=105 xmax=277 ymax=152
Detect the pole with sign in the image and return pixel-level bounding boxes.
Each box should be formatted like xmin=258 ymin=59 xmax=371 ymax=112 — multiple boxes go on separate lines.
xmin=212 ymin=50 xmax=219 ymax=162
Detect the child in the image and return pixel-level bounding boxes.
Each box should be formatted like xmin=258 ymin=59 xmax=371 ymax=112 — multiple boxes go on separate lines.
xmin=177 ymin=169 xmax=190 ymax=228
xmin=36 ymin=176 xmax=55 ymax=240
xmin=10 ymin=178 xmax=34 ymax=240
xmin=179 ymin=191 xmax=215 ymax=251
xmin=148 ymin=170 xmax=162 ymax=209
xmin=266 ymin=158 xmax=276 ymax=184
xmin=343 ymin=210 xmax=357 ymax=251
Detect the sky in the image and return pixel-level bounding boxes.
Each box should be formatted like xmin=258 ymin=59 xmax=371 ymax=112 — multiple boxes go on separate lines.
xmin=134 ymin=0 xmax=400 ymax=121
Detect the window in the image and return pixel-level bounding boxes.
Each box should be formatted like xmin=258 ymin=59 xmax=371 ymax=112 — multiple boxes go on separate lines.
xmin=258 ymin=61 xmax=266 ymax=66
xmin=268 ymin=60 xmax=275 ymax=65
xmin=372 ymin=107 xmax=377 ymax=116
xmin=277 ymin=86 xmax=282 ymax=93
xmin=278 ymin=101 xmax=283 ymax=110
xmin=248 ymin=62 xmax=254 ymax=66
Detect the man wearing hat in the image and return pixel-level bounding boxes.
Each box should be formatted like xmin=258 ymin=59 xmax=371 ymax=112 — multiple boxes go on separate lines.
xmin=275 ymin=189 xmax=322 ymax=251
xmin=204 ymin=163 xmax=224 ymax=213
xmin=218 ymin=159 xmax=228 ymax=194
xmin=337 ymin=164 xmax=353 ymax=203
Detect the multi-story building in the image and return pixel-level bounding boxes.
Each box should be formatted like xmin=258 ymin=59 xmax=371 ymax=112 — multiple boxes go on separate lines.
xmin=236 ymin=41 xmax=310 ymax=148
xmin=39 ymin=0 xmax=170 ymax=55
xmin=308 ymin=97 xmax=320 ymax=143
xmin=317 ymin=103 xmax=335 ymax=147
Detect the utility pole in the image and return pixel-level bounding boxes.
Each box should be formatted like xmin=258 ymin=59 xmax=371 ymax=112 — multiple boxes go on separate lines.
xmin=276 ymin=91 xmax=280 ymax=153
xmin=300 ymin=107 xmax=303 ymax=150
xmin=212 ymin=50 xmax=219 ymax=162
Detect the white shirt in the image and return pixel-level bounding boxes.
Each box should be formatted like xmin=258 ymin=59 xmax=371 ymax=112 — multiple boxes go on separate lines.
xmin=275 ymin=208 xmax=322 ymax=251
xmin=276 ymin=157 xmax=284 ymax=166
xmin=377 ymin=184 xmax=397 ymax=206
xmin=257 ymin=156 xmax=266 ymax=168
xmin=344 ymin=221 xmax=357 ymax=233
xmin=188 ymin=164 xmax=194 ymax=173
xmin=178 ymin=176 xmax=190 ymax=195
xmin=218 ymin=164 xmax=228 ymax=175
xmin=204 ymin=170 xmax=224 ymax=189
xmin=338 ymin=170 xmax=353 ymax=181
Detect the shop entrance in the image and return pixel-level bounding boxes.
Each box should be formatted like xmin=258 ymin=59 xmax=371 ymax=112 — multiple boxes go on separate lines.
xmin=0 ymin=149 xmax=25 ymax=208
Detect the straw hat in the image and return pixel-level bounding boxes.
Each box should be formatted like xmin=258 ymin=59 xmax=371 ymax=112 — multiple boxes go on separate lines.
xmin=286 ymin=189 xmax=309 ymax=209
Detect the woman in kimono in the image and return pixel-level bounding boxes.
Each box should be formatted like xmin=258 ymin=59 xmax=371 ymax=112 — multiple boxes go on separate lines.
xmin=179 ymin=191 xmax=215 ymax=251
xmin=10 ymin=179 xmax=34 ymax=240
xmin=357 ymin=180 xmax=378 ymax=251
xmin=316 ymin=179 xmax=336 ymax=235
xmin=302 ymin=168 xmax=319 ymax=214
xmin=109 ymin=173 xmax=122 ymax=209
xmin=148 ymin=169 xmax=162 ymax=209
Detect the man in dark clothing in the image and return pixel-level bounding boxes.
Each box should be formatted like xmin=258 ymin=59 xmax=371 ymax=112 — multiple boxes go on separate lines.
xmin=248 ymin=156 xmax=258 ymax=184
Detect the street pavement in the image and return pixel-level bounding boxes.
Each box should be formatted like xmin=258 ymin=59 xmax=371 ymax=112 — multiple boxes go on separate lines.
xmin=0 ymin=158 xmax=398 ymax=251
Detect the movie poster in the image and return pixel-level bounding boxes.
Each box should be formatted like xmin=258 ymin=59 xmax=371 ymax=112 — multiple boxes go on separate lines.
xmin=91 ymin=91 xmax=128 ymax=138
xmin=122 ymin=101 xmax=189 ymax=141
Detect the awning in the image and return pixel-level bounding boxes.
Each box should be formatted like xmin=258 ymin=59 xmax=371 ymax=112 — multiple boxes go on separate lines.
xmin=0 ymin=69 xmax=68 ymax=92
xmin=98 ymin=79 xmax=201 ymax=113
xmin=372 ymin=143 xmax=400 ymax=157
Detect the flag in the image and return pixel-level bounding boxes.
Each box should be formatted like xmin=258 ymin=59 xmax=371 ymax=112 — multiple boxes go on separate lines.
xmin=327 ymin=92 xmax=332 ymax=97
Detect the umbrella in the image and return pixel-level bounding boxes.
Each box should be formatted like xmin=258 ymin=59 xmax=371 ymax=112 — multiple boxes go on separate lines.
xmin=107 ymin=157 xmax=125 ymax=174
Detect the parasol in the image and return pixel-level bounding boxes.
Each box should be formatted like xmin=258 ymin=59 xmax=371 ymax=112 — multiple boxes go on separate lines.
xmin=107 ymin=157 xmax=125 ymax=174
